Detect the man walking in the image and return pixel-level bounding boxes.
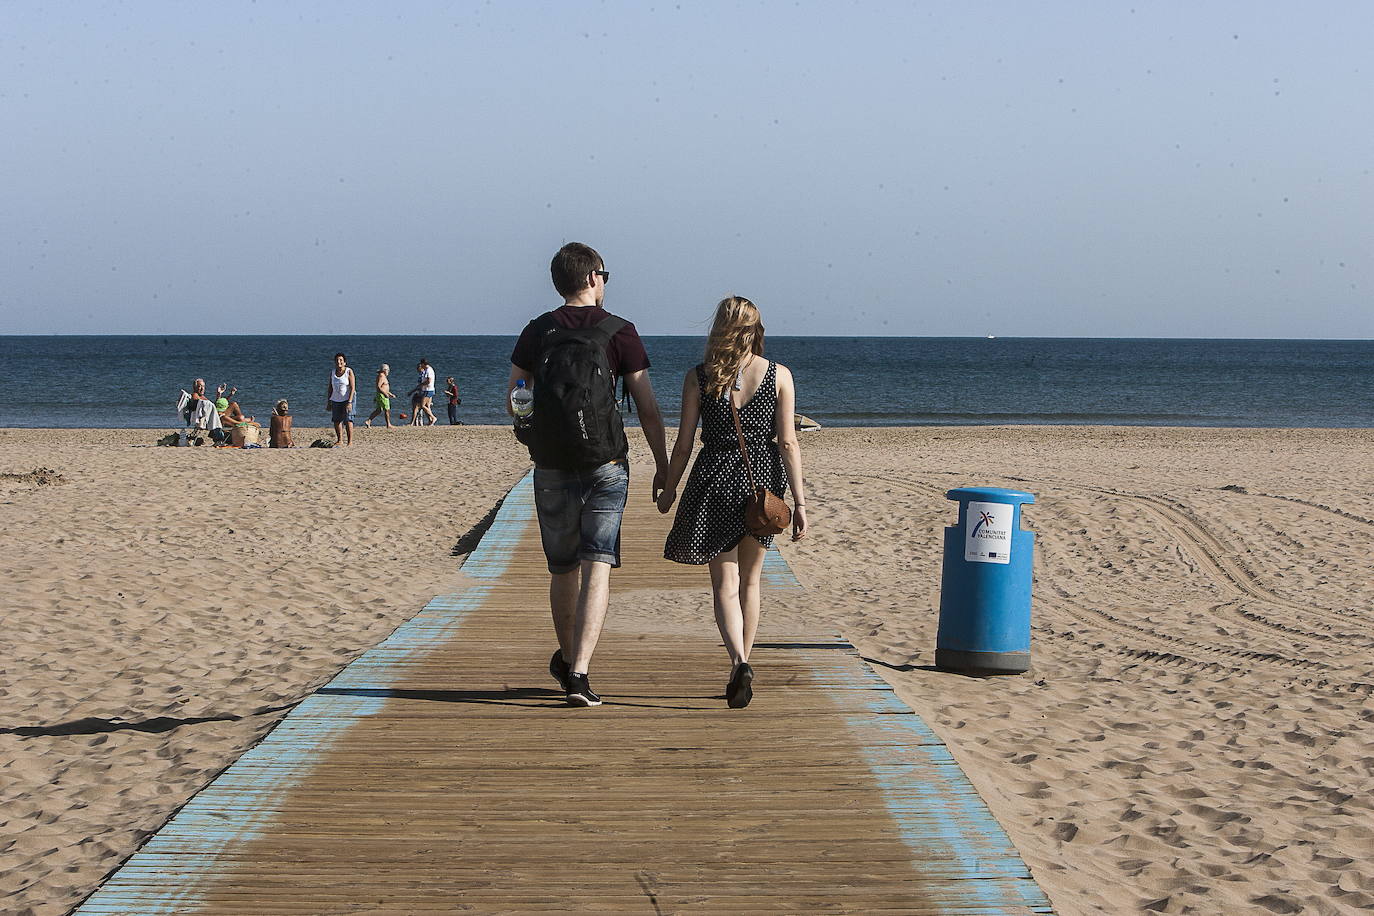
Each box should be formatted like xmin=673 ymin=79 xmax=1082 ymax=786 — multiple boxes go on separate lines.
xmin=508 ymin=242 xmax=668 ymax=707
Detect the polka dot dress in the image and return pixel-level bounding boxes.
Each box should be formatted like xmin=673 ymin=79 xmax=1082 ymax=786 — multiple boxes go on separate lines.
xmin=664 ymin=361 xmax=789 ymax=565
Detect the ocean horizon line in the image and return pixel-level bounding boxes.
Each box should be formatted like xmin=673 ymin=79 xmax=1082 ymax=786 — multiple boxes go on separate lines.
xmin=3 ymin=332 xmax=1372 ymax=343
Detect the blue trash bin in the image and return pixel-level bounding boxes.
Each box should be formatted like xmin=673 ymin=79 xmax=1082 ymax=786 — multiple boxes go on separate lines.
xmin=936 ymin=486 xmax=1035 ymax=674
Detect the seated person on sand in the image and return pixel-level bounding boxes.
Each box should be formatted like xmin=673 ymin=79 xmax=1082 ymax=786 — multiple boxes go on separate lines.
xmin=182 ymin=378 xmax=210 ymax=420
xmin=181 ymin=379 xmax=226 ymax=441
xmin=269 ymin=399 xmax=294 ymax=448
xmin=217 ymin=397 xmax=260 ymax=428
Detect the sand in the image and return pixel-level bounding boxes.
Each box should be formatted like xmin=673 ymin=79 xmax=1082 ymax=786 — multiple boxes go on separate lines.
xmin=2 ymin=425 xmax=1372 ymax=914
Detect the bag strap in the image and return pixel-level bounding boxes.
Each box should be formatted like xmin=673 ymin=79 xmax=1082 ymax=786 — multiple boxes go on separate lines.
xmin=589 ymin=314 xmax=627 ymax=343
xmin=728 ymin=383 xmax=762 ymax=495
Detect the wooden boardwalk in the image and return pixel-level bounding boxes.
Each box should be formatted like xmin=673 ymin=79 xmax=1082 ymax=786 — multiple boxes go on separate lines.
xmin=76 ymin=468 xmax=1052 ymax=914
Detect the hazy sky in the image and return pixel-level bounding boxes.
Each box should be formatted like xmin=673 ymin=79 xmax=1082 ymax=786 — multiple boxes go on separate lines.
xmin=2 ymin=2 xmax=1370 ymax=337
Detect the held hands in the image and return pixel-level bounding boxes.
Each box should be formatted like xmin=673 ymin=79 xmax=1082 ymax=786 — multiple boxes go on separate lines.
xmin=657 ymin=487 xmax=677 ymax=515
xmin=791 ymin=505 xmax=808 ymax=541
xmin=651 ymin=468 xmax=667 ymax=503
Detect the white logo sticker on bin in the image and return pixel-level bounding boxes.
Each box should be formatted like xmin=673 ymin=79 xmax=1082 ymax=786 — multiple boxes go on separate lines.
xmin=965 ymin=500 xmax=1013 ymax=564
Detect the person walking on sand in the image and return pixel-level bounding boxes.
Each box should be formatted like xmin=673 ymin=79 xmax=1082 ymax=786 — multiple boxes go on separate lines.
xmin=407 ymin=360 xmax=438 ymax=426
xmin=658 ymin=296 xmax=808 ymax=708
xmin=507 ymin=242 xmax=669 ymax=707
xmin=326 ymin=352 xmax=356 ymax=446
xmin=418 ymin=358 xmax=438 ymax=425
xmin=445 ymin=376 xmax=461 ymax=425
xmin=363 ymin=364 xmax=395 ymax=428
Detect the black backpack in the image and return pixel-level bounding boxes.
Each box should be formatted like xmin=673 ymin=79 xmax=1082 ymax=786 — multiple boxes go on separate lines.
xmin=521 ymin=311 xmax=629 ymax=470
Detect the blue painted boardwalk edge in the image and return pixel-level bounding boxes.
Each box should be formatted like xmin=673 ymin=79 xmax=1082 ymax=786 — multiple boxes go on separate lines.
xmin=75 ymin=468 xmax=1053 ymax=914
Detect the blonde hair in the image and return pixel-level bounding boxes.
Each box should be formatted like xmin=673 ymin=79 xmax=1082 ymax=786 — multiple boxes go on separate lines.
xmin=275 ymin=399 xmax=289 ymax=414
xmin=702 ymin=295 xmax=764 ymax=399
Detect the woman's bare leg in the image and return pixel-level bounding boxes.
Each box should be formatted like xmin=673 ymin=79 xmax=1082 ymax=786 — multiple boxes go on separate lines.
xmin=736 ymin=535 xmax=767 ymax=662
xmin=709 ymin=546 xmax=747 ymax=666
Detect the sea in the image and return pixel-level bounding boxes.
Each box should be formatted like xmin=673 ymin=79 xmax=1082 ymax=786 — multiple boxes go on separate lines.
xmin=0 ymin=336 xmax=1371 ymax=429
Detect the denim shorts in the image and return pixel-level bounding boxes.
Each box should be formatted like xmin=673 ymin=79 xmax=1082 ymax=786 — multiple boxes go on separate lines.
xmin=533 ymin=460 xmax=630 ymax=573
xmin=329 ymin=400 xmax=353 ymax=424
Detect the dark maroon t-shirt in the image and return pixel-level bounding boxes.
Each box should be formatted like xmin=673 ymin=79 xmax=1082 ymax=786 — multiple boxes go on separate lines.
xmin=510 ymin=305 xmax=651 ymax=377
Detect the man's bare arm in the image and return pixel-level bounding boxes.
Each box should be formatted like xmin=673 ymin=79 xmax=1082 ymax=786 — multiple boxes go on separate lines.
xmin=622 ymin=369 xmax=668 ymax=499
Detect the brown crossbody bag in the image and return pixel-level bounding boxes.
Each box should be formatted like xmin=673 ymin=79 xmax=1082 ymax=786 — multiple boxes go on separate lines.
xmin=729 ymin=376 xmax=792 ymax=537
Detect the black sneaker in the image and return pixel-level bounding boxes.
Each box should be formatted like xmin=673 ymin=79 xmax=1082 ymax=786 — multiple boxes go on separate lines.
xmin=727 ymin=662 xmax=755 ymax=709
xmin=565 ymin=673 xmax=602 ymax=707
xmin=549 ymin=650 xmax=571 ymax=692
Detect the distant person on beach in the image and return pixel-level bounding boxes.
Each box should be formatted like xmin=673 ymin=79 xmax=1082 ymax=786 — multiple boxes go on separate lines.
xmin=182 ymin=378 xmax=210 ymax=423
xmin=508 ymin=242 xmax=668 ymax=707
xmin=326 ymin=352 xmax=356 ymax=446
xmin=363 ymin=364 xmax=395 ymax=428
xmin=219 ymin=395 xmax=259 ymax=428
xmin=419 ymin=358 xmax=438 ymax=425
xmin=658 ymin=295 xmax=808 ymax=708
xmin=269 ymin=399 xmax=294 ymax=448
xmin=445 ymin=376 xmax=461 ymax=425
xmin=407 ymin=360 xmax=438 ymax=426
xmin=181 ymin=379 xmax=229 ymax=442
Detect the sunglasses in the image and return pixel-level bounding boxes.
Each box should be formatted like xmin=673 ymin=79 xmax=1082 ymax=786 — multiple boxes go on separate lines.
xmin=592 ymin=269 xmax=610 ymax=284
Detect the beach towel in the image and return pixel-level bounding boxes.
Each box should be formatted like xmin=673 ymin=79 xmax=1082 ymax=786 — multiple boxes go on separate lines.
xmin=184 ymin=397 xmax=222 ymax=431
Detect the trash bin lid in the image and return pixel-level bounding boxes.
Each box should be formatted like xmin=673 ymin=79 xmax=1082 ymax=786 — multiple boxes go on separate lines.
xmin=946 ymin=486 xmax=1035 ymax=505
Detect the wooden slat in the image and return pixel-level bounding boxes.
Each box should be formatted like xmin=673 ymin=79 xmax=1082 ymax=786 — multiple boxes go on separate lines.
xmin=74 ymin=466 xmax=1052 ymax=915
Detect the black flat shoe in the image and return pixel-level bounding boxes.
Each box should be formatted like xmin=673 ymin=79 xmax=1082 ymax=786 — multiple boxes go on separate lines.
xmin=727 ymin=662 xmax=755 ymax=709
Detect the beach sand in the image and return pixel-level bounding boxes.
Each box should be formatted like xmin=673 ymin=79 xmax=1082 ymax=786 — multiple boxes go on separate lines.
xmin=2 ymin=426 xmax=1371 ymax=914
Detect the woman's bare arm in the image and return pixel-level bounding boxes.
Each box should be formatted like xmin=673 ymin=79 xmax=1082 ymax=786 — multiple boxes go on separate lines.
xmin=773 ymin=363 xmax=808 ymax=540
xmin=657 ymin=369 xmax=702 ymax=514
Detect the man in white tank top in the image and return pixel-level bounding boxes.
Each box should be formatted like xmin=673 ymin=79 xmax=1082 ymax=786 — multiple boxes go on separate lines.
xmin=326 ymin=352 xmax=356 ymax=446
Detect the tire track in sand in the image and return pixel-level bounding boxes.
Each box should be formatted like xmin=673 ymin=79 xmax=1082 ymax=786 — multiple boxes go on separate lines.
xmin=1052 ymin=595 xmax=1335 ymax=674
xmin=1060 ymin=484 xmax=1373 ymax=645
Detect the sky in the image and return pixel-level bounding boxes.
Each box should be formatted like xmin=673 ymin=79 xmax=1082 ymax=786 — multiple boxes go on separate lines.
xmin=1 ymin=1 xmax=1371 ymax=338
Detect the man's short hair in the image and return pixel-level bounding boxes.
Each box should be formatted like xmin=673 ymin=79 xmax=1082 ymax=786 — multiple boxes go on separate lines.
xmin=551 ymin=242 xmax=603 ymax=298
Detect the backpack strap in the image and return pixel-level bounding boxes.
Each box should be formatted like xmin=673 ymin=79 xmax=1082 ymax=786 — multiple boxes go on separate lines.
xmin=585 ymin=314 xmax=627 ymax=345
xmin=530 ymin=311 xmax=562 ymax=340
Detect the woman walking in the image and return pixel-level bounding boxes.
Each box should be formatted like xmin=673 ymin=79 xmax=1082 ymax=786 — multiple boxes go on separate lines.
xmin=325 ymin=352 xmax=356 ymax=446
xmin=363 ymin=364 xmax=395 ymax=428
xmin=445 ymin=376 xmax=461 ymax=425
xmin=658 ymin=296 xmax=808 ymax=708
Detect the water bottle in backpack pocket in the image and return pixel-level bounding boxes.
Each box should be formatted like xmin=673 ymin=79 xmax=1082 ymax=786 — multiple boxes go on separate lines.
xmin=511 ymin=379 xmax=535 ymax=445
